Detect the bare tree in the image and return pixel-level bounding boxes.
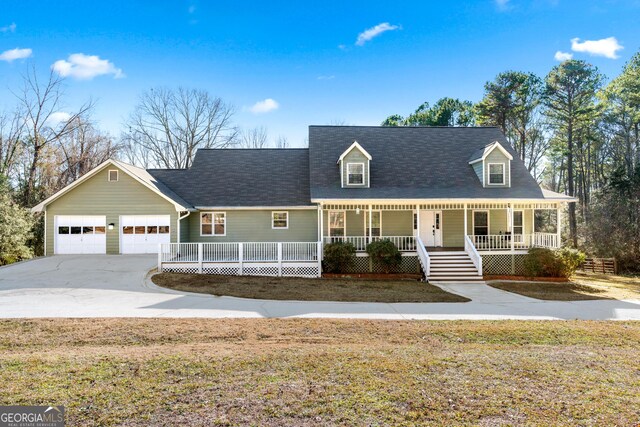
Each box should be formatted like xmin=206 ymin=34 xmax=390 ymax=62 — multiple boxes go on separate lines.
xmin=14 ymin=67 xmax=92 ymax=204
xmin=56 ymin=117 xmax=119 ymax=188
xmin=239 ymin=126 xmax=269 ymax=148
xmin=0 ymin=109 xmax=26 ymax=180
xmin=275 ymin=135 xmax=289 ymax=149
xmin=124 ymin=87 xmax=237 ymax=168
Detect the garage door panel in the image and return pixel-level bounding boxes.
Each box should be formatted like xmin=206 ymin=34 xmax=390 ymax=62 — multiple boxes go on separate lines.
xmin=55 ymin=215 xmax=106 ymax=254
xmin=120 ymin=215 xmax=170 ymax=254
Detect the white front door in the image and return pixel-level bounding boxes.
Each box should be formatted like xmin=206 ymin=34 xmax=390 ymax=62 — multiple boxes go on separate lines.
xmin=120 ymin=215 xmax=171 ymax=254
xmin=55 ymin=215 xmax=107 ymax=254
xmin=419 ymin=210 xmax=443 ymax=247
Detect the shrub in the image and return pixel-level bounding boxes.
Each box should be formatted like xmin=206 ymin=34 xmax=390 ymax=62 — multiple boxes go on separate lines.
xmin=0 ymin=182 xmax=35 ymax=266
xmin=523 ymin=247 xmax=586 ymax=278
xmin=366 ymin=239 xmax=402 ymax=274
xmin=322 ymin=241 xmax=356 ymax=273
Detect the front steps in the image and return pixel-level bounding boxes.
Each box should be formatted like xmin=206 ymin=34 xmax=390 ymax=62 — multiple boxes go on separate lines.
xmin=427 ymin=251 xmax=484 ymax=284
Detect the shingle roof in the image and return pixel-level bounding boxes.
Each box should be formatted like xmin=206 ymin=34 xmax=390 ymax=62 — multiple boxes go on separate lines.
xmin=147 ymin=149 xmax=312 ymax=207
xmin=308 ymin=126 xmax=565 ymax=200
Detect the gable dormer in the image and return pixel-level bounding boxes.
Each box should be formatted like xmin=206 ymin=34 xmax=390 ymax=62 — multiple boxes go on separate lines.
xmin=337 ymin=141 xmax=372 ymax=188
xmin=468 ymin=141 xmax=513 ymax=188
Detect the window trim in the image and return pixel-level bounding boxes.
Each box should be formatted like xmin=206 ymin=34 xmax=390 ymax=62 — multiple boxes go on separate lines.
xmin=364 ymin=209 xmax=382 ymax=237
xmin=108 ymin=170 xmax=119 ymax=182
xmin=346 ymin=162 xmax=365 ymax=186
xmin=472 ymin=210 xmax=490 ymax=236
xmin=271 ymin=211 xmax=289 ymax=230
xmin=328 ymin=210 xmax=346 ymax=237
xmin=200 ymin=211 xmax=226 ymax=236
xmin=487 ymin=163 xmax=505 ymax=186
xmin=512 ymin=209 xmax=524 ymax=235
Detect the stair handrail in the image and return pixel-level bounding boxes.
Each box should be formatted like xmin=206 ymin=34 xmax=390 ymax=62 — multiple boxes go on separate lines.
xmin=464 ymin=235 xmax=483 ymax=275
xmin=415 ymin=236 xmax=430 ymax=280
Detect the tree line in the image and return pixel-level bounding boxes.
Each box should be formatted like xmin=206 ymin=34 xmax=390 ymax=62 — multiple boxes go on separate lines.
xmin=382 ymin=53 xmax=640 ymax=271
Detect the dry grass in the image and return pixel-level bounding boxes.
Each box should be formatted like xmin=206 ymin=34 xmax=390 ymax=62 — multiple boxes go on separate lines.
xmin=152 ymin=272 xmax=469 ymax=303
xmin=489 ymin=272 xmax=640 ymax=301
xmin=1 ymin=319 xmax=640 ymax=426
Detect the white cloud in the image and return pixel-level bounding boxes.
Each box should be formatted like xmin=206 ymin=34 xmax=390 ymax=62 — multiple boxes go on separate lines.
xmin=355 ymin=22 xmax=400 ymax=46
xmin=188 ymin=4 xmax=196 ymax=13
xmin=570 ymin=37 xmax=623 ymax=59
xmin=317 ymin=75 xmax=335 ymax=80
xmin=52 ymin=53 xmax=124 ymax=80
xmin=495 ymin=0 xmax=511 ymax=10
xmin=0 ymin=22 xmax=16 ymax=33
xmin=249 ymin=98 xmax=279 ymax=114
xmin=554 ymin=51 xmax=573 ymax=61
xmin=0 ymin=47 xmax=32 ymax=62
xmin=46 ymin=112 xmax=71 ymax=126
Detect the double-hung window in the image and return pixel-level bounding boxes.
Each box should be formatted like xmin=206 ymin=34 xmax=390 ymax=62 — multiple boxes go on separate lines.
xmin=365 ymin=210 xmax=381 ymax=237
xmin=272 ymin=211 xmax=288 ymax=229
xmin=347 ymin=163 xmax=364 ymax=185
xmin=488 ymin=163 xmax=505 ymax=185
xmin=201 ymin=212 xmax=226 ymax=236
xmin=328 ymin=211 xmax=345 ymax=238
xmin=473 ymin=211 xmax=489 ymax=236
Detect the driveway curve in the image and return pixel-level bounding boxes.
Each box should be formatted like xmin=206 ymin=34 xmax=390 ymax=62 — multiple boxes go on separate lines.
xmin=0 ymin=255 xmax=639 ymax=320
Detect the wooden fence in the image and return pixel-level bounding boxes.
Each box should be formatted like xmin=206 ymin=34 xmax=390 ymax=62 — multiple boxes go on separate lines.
xmin=580 ymin=258 xmax=617 ymax=275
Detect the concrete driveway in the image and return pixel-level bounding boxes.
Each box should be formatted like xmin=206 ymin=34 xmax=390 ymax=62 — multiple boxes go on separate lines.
xmin=1 ymin=255 xmax=639 ymax=320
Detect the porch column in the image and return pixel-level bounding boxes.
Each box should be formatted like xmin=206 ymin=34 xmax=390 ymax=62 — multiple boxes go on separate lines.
xmin=510 ymin=204 xmax=515 ymax=252
xmin=415 ymin=204 xmax=420 ymax=239
xmin=368 ymin=205 xmax=372 ymax=244
xmin=320 ymin=205 xmax=324 ymax=244
xmin=556 ymin=204 xmax=561 ymax=248
xmin=463 ymin=203 xmax=467 ymax=239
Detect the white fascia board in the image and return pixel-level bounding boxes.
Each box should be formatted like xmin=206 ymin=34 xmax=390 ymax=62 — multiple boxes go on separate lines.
xmin=311 ymin=197 xmax=575 ymax=204
xmin=337 ymin=141 xmax=372 ymax=163
xmin=194 ymin=206 xmax=318 ymax=210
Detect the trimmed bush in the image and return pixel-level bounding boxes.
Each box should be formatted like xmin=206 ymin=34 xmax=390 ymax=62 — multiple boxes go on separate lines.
xmin=366 ymin=239 xmax=402 ymax=274
xmin=322 ymin=241 xmax=356 ymax=273
xmin=523 ymin=247 xmax=586 ymax=278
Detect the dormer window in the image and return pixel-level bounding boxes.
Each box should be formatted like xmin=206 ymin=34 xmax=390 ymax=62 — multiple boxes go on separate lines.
xmin=347 ymin=163 xmax=364 ymax=185
xmin=337 ymin=141 xmax=372 ymax=188
xmin=488 ymin=163 xmax=505 ymax=185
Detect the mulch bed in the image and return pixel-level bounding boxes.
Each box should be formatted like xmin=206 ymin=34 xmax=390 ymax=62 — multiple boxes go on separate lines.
xmin=322 ymin=273 xmax=423 ymax=280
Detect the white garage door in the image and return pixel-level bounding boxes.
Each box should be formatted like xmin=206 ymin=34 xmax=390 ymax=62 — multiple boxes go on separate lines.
xmin=55 ymin=215 xmax=107 ymax=254
xmin=121 ymin=215 xmax=171 ymax=254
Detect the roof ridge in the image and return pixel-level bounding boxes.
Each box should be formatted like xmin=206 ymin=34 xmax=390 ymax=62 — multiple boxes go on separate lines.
xmin=308 ymin=125 xmax=500 ymax=129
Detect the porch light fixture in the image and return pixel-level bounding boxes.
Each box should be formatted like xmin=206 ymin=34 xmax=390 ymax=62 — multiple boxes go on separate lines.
xmin=108 ymin=223 xmax=115 ymax=231
xmin=356 ymin=208 xmax=361 ymax=215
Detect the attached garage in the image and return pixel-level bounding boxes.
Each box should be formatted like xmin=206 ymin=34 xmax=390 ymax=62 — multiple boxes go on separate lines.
xmin=55 ymin=215 xmax=107 ymax=254
xmin=33 ymin=160 xmax=193 ymax=256
xmin=120 ymin=215 xmax=171 ymax=254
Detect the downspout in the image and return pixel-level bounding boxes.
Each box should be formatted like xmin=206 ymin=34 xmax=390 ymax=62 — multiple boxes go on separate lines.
xmin=177 ymin=210 xmax=191 ymax=243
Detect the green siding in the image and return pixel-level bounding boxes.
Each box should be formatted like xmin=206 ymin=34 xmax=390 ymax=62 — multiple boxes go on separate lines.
xmin=484 ymin=150 xmax=511 ymax=188
xmin=341 ymin=147 xmax=369 ymax=188
xmin=346 ymin=211 xmax=364 ymax=235
xmin=179 ymin=214 xmax=190 ymax=243
xmin=188 ymin=209 xmax=318 ymax=242
xmin=381 ymin=211 xmax=412 ymax=235
xmin=443 ymin=210 xmax=464 ymax=247
xmin=490 ymin=210 xmax=508 ymax=234
xmin=46 ymin=165 xmax=178 ymax=255
xmin=523 ymin=209 xmax=533 ymax=234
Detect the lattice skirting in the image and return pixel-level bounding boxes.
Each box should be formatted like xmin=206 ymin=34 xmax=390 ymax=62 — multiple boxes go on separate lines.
xmin=342 ymin=255 xmax=421 ymax=274
xmin=161 ymin=262 xmax=320 ymax=278
xmin=481 ymin=254 xmax=527 ymax=275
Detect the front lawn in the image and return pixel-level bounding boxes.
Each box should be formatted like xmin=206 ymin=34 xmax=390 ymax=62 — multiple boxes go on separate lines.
xmin=489 ymin=272 xmax=640 ymax=301
xmin=1 ymin=319 xmax=639 ymax=426
xmin=152 ymin=272 xmax=469 ymax=302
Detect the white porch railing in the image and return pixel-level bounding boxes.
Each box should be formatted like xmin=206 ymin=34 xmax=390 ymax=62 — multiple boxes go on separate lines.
xmin=415 ymin=236 xmax=430 ymax=280
xmin=469 ymin=233 xmax=558 ymax=251
xmin=323 ymin=236 xmax=416 ymax=252
xmin=159 ymin=242 xmax=321 ymax=278
xmin=464 ymin=235 xmax=483 ymax=274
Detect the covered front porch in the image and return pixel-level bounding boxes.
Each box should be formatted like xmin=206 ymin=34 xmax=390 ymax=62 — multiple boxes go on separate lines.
xmin=320 ymin=202 xmax=561 ymax=253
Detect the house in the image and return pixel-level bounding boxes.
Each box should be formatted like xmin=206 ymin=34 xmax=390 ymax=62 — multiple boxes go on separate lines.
xmin=32 ymin=126 xmax=574 ymax=281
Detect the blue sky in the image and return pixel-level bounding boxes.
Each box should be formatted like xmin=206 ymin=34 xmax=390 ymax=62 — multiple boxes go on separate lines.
xmin=0 ymin=0 xmax=638 ymax=146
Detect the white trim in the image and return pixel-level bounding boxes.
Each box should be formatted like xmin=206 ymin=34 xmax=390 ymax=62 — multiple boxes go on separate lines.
xmin=31 ymin=159 xmax=190 ymax=212
xmin=312 ymin=197 xmax=576 ymax=204
xmin=487 ymin=162 xmax=506 ymax=186
xmin=346 ymin=162 xmax=365 ymax=186
xmin=364 ymin=209 xmax=381 ymax=238
xmin=200 ymin=211 xmax=226 ymax=236
xmin=513 ymin=209 xmax=524 ymax=236
xmin=271 ymin=211 xmax=289 ymax=229
xmin=43 ymin=207 xmax=47 ymax=256
xmin=337 ymin=141 xmax=372 ymax=163
xmin=472 ymin=210 xmax=490 ymax=236
xmin=327 ymin=210 xmax=346 ymax=237
xmin=468 ymin=141 xmax=513 ymax=164
xmin=194 ymin=205 xmax=317 ymax=210
xmin=108 ymin=169 xmax=119 ymax=182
